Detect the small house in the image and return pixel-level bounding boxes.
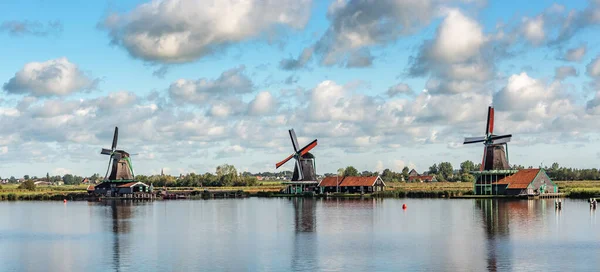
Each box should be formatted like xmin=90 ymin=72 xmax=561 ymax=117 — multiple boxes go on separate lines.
xmin=338 ymin=176 xmax=386 ymax=194
xmin=116 ymin=182 xmax=151 ymax=195
xmin=408 ymin=169 xmax=419 ymax=177
xmin=408 ymin=175 xmax=437 ymax=182
xmin=318 ymin=176 xmax=343 ymax=193
xmin=495 ymin=168 xmax=557 ymax=195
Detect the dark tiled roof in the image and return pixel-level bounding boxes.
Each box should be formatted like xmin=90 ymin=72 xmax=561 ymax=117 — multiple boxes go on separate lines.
xmin=339 ymin=176 xmax=379 ymax=187
xmin=497 ymin=169 xmax=540 ymax=189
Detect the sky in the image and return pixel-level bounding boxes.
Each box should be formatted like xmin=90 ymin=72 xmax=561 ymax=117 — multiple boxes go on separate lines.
xmin=1 ymin=0 xmax=600 ymax=178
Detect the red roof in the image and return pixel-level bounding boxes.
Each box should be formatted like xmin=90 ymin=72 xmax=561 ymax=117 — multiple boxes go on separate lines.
xmin=319 ymin=176 xmax=341 ymax=187
xmin=339 ymin=176 xmax=379 ymax=187
xmin=117 ymin=182 xmax=138 ymax=188
xmin=408 ymin=175 xmax=434 ymax=181
xmin=497 ymin=169 xmax=540 ymax=189
xmin=87 ymin=185 xmax=95 ymax=191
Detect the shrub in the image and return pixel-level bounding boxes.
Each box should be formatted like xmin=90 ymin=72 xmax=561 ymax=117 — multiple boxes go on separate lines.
xmin=18 ymin=180 xmax=36 ymax=191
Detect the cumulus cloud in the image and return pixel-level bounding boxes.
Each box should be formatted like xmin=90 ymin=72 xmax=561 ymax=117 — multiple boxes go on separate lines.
xmin=587 ymin=55 xmax=600 ymax=78
xmin=168 ymin=66 xmax=253 ymax=103
xmin=248 ymin=91 xmax=276 ymax=116
xmin=409 ymin=9 xmax=492 ymax=94
xmin=101 ymin=0 xmax=312 ymax=63
xmin=3 ymin=58 xmax=98 ymax=97
xmin=387 ymin=83 xmax=413 ymax=97
xmin=310 ymin=0 xmax=437 ymax=67
xmin=1 ymin=20 xmax=63 ymax=36
xmin=554 ymin=66 xmax=578 ymax=80
xmin=522 ymin=16 xmax=545 ymax=45
xmin=563 ymin=45 xmax=587 ymax=62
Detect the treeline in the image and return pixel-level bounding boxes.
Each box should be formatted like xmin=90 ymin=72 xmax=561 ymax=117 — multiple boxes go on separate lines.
xmin=2 ymin=173 xmax=102 ymax=185
xmin=136 ymin=164 xmax=258 ymax=187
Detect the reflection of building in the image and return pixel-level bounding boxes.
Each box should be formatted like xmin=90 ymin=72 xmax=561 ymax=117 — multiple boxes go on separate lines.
xmin=290 ymin=198 xmax=317 ymax=271
xmin=476 ymin=199 xmax=511 ymax=272
xmin=292 ymin=198 xmax=316 ymax=232
xmin=100 ymin=200 xmax=135 ymax=270
xmin=472 ymin=169 xmax=557 ymax=196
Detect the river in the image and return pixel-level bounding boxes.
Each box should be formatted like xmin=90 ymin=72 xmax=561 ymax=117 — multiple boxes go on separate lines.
xmin=1 ymin=198 xmax=599 ymax=271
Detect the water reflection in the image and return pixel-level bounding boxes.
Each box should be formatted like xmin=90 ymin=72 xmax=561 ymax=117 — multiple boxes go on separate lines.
xmin=476 ymin=199 xmax=511 ymax=272
xmin=291 ymin=198 xmax=317 ymax=271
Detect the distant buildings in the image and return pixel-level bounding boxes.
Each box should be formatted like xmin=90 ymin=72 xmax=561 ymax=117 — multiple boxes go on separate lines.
xmin=407 ymin=169 xmax=438 ymax=183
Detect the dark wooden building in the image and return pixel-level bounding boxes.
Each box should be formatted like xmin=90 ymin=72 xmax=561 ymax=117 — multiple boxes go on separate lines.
xmin=318 ymin=176 xmax=343 ymax=193
xmin=338 ymin=176 xmax=386 ymax=194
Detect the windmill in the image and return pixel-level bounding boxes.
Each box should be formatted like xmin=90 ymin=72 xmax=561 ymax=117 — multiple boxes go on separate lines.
xmin=276 ymin=129 xmax=318 ymax=181
xmin=464 ymin=106 xmax=512 ymax=171
xmin=101 ymin=127 xmax=135 ymax=181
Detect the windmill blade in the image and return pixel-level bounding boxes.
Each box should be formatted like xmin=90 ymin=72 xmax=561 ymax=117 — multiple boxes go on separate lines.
xmin=101 ymin=148 xmax=112 ymax=155
xmin=491 ymin=137 xmax=511 ymax=145
xmin=463 ymin=136 xmax=486 ymax=144
xmin=112 ymin=127 xmax=119 ymax=151
xmin=490 ymin=134 xmax=512 ymax=140
xmin=486 ymin=106 xmax=494 ymax=135
xmin=298 ymin=139 xmax=318 ymax=156
xmin=276 ymin=154 xmax=294 ymax=169
xmin=295 ymin=159 xmax=304 ymax=181
xmin=289 ymin=129 xmax=299 ymax=152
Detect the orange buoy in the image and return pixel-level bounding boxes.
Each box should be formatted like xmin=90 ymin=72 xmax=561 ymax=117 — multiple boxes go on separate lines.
xmin=402 ymin=204 xmax=407 ymax=209
xmin=63 ymin=199 xmax=67 ymax=203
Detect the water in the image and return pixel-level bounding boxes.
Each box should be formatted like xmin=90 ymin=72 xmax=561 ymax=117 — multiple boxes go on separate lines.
xmin=1 ymin=198 xmax=599 ymax=272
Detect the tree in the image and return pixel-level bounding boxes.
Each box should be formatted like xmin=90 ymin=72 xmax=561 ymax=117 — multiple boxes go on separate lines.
xmin=18 ymin=180 xmax=36 ymax=191
xmin=460 ymin=173 xmax=475 ymax=183
xmin=438 ymin=162 xmax=453 ymax=181
xmin=402 ymin=167 xmax=410 ymax=182
xmin=46 ymin=172 xmax=50 ymax=182
xmin=343 ymin=166 xmax=359 ymax=177
xmin=9 ymin=176 xmax=16 ymax=183
xmin=62 ymin=174 xmax=76 ymax=185
xmin=23 ymin=175 xmax=30 ymax=180
xmin=460 ymin=160 xmax=475 ymax=174
xmin=216 ymin=164 xmax=238 ymax=187
xmin=381 ymin=169 xmax=393 ymax=183
xmin=337 ymin=168 xmax=345 ymax=177
xmin=428 ymin=164 xmax=438 ymax=175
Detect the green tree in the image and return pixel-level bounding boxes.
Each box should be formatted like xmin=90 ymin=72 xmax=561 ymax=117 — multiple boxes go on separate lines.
xmin=62 ymin=174 xmax=76 ymax=185
xmin=216 ymin=164 xmax=238 ymax=187
xmin=438 ymin=162 xmax=453 ymax=181
xmin=460 ymin=173 xmax=475 ymax=183
xmin=9 ymin=176 xmax=16 ymax=183
xmin=460 ymin=160 xmax=475 ymax=174
xmin=18 ymin=180 xmax=36 ymax=191
xmin=46 ymin=172 xmax=50 ymax=182
xmin=343 ymin=166 xmax=359 ymax=177
xmin=381 ymin=169 xmax=393 ymax=183
xmin=402 ymin=167 xmax=410 ymax=182
xmin=23 ymin=175 xmax=30 ymax=180
xmin=428 ymin=164 xmax=438 ymax=175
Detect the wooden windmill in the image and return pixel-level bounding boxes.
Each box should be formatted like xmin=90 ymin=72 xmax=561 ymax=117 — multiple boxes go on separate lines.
xmin=463 ymin=106 xmax=512 ymax=171
xmin=276 ymin=129 xmax=318 ymax=181
xmin=101 ymin=127 xmax=135 ymax=181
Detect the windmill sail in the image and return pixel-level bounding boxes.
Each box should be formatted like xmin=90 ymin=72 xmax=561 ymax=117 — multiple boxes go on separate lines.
xmin=464 ymin=106 xmax=512 ymax=171
xmin=275 ymin=129 xmax=318 ymax=181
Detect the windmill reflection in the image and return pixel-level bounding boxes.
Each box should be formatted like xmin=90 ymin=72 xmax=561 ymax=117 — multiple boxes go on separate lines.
xmin=291 ymin=198 xmax=317 ymax=271
xmin=100 ymin=200 xmax=135 ymax=272
xmin=476 ymin=199 xmax=510 ymax=272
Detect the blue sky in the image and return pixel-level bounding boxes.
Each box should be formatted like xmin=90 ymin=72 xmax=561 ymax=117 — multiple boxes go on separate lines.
xmin=1 ymin=0 xmax=600 ymax=178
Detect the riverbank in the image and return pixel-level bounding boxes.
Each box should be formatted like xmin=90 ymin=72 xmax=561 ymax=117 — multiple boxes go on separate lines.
xmin=1 ymin=180 xmax=599 ymax=201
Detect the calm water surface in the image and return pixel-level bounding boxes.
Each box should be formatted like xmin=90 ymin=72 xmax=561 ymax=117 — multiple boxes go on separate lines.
xmin=1 ymin=198 xmax=599 ymax=271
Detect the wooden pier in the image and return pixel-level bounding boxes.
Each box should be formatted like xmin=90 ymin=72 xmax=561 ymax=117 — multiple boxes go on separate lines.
xmin=530 ymin=193 xmax=565 ymax=199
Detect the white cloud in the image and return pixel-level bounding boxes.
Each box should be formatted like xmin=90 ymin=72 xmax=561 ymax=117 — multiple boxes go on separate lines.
xmin=248 ymin=91 xmax=276 ymax=116
xmin=102 ymin=0 xmax=312 ymax=63
xmin=169 ymin=66 xmax=252 ymax=103
xmin=431 ymin=9 xmax=486 ymax=63
xmin=387 ymin=83 xmax=413 ymax=97
xmin=522 ymin=16 xmax=545 ymax=45
xmin=3 ymin=58 xmax=97 ymax=97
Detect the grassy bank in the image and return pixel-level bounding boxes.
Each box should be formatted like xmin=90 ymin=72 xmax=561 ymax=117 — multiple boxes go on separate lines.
xmin=555 ymin=181 xmax=600 ymax=198
xmin=2 ymin=180 xmax=600 ymax=201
